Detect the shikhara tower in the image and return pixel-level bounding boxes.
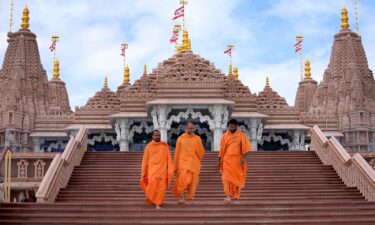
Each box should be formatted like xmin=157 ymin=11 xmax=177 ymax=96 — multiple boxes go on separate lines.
xmin=300 ymin=8 xmax=375 ymax=151
xmin=0 ymin=6 xmax=71 ymax=150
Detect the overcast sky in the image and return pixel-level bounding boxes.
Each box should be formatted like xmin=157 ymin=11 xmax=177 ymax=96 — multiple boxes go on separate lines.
xmin=0 ymin=0 xmax=374 ymax=110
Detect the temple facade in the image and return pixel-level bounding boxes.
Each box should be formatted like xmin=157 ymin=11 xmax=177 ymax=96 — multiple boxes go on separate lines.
xmin=0 ymin=6 xmax=373 ymax=153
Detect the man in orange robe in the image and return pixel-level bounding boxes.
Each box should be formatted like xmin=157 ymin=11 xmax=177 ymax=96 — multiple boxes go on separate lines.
xmin=173 ymin=122 xmax=205 ymax=204
xmin=140 ymin=130 xmax=174 ymax=209
xmin=219 ymin=119 xmax=252 ymax=203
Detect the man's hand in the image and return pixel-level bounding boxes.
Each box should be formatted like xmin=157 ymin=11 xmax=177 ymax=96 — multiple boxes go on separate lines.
xmin=240 ymin=156 xmax=246 ymax=165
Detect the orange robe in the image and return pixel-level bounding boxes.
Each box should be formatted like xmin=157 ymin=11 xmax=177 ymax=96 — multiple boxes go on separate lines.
xmin=219 ymin=129 xmax=251 ymax=199
xmin=172 ymin=133 xmax=205 ymax=200
xmin=140 ymin=141 xmax=173 ymax=206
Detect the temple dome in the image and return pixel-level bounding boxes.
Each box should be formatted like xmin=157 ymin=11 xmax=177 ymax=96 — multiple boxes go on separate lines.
xmin=77 ymin=86 xmax=120 ymax=113
xmin=257 ymin=84 xmax=289 ymax=111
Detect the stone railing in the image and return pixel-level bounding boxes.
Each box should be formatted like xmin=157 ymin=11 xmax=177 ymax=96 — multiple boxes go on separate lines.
xmin=36 ymin=127 xmax=88 ymax=203
xmin=311 ymin=125 xmax=375 ymax=201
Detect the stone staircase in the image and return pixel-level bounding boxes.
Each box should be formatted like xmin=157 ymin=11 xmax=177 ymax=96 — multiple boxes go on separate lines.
xmin=1 ymin=151 xmax=375 ymax=224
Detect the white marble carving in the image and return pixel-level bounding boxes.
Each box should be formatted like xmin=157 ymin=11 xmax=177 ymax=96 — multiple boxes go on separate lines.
xmin=115 ymin=119 xmax=133 ymax=151
xmin=129 ymin=121 xmax=153 ymax=142
xmin=88 ymin=133 xmax=118 ymax=146
xmin=259 ymin=133 xmax=292 ymax=149
xmin=46 ymin=140 xmax=66 ymax=152
xmin=151 ymin=105 xmax=172 ymax=142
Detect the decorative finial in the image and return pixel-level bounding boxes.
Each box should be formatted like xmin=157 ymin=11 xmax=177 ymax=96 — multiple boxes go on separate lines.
xmin=21 ymin=5 xmax=29 ymax=29
xmin=124 ymin=64 xmax=130 ymax=84
xmin=177 ymin=30 xmax=191 ymax=52
xmin=341 ymin=7 xmax=349 ymax=30
xmin=233 ymin=67 xmax=239 ymax=80
xmin=143 ymin=64 xmax=147 ymax=76
xmin=266 ymin=76 xmax=270 ymax=87
xmin=104 ymin=76 xmax=108 ymax=88
xmin=304 ymin=59 xmax=311 ymax=79
xmin=52 ymin=58 xmax=60 ymax=79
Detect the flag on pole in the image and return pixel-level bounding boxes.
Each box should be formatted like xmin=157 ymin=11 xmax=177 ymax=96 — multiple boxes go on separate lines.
xmin=49 ymin=40 xmax=57 ymax=52
xmin=224 ymin=46 xmax=233 ymax=56
xmin=121 ymin=46 xmax=126 ymax=57
xmin=170 ymin=30 xmax=179 ymax=43
xmin=173 ymin=6 xmax=184 ymax=20
xmin=294 ymin=39 xmax=302 ymax=53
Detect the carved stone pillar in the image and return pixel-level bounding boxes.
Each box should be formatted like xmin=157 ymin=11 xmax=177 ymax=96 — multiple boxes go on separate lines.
xmin=115 ymin=119 xmax=132 ymax=151
xmin=209 ymin=105 xmax=228 ymax=151
xmin=151 ymin=105 xmax=171 ymax=142
xmin=32 ymin=137 xmax=42 ymax=152
xmin=290 ymin=130 xmax=305 ymax=151
xmin=243 ymin=118 xmax=263 ymax=151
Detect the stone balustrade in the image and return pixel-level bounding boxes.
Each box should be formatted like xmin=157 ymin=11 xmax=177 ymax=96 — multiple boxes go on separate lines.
xmin=311 ymin=125 xmax=375 ymax=201
xmin=36 ymin=127 xmax=88 ymax=203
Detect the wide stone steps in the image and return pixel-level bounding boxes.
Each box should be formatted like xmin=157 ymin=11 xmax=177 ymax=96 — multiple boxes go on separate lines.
xmin=1 ymin=151 xmax=375 ymax=224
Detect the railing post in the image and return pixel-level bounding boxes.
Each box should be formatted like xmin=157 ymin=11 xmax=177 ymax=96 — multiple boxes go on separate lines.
xmin=4 ymin=150 xmax=12 ymax=202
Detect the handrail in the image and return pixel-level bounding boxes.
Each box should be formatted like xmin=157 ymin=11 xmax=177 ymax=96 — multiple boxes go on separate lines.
xmin=36 ymin=127 xmax=88 ymax=203
xmin=311 ymin=125 xmax=375 ymax=201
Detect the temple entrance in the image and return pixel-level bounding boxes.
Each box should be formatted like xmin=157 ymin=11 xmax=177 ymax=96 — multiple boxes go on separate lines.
xmin=128 ymin=121 xmax=154 ymax=151
xmin=259 ymin=140 xmax=289 ymax=151
xmin=259 ymin=133 xmax=290 ymax=151
xmin=87 ymin=133 xmax=119 ymax=151
xmin=168 ymin=120 xmax=212 ymax=151
xmin=166 ymin=108 xmax=213 ymax=151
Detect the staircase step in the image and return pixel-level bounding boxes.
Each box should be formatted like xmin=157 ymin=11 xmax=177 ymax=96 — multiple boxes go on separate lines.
xmin=2 ymin=151 xmax=373 ymax=224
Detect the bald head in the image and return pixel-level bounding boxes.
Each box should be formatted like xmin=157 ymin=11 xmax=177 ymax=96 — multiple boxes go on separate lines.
xmin=185 ymin=121 xmax=195 ymax=135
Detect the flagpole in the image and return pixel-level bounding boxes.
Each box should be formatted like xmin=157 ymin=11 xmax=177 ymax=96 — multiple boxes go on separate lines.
xmin=51 ymin=35 xmax=59 ymax=60
xmin=9 ymin=0 xmax=14 ymax=32
xmin=225 ymin=44 xmax=234 ymax=74
xmin=296 ymin=35 xmax=303 ymax=81
xmin=121 ymin=43 xmax=128 ymax=69
xmin=180 ymin=0 xmax=188 ymax=29
xmin=354 ymin=0 xmax=359 ymax=33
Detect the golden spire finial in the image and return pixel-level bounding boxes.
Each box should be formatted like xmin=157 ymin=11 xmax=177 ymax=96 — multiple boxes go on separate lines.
xmin=341 ymin=7 xmax=349 ymax=30
xmin=104 ymin=76 xmax=108 ymax=88
xmin=229 ymin=64 xmax=233 ymax=75
xmin=233 ymin=67 xmax=238 ymax=80
xmin=124 ymin=64 xmax=130 ymax=84
xmin=266 ymin=76 xmax=270 ymax=87
xmin=52 ymin=58 xmax=60 ymax=79
xmin=177 ymin=30 xmax=191 ymax=52
xmin=21 ymin=5 xmax=29 ymax=29
xmin=143 ymin=64 xmax=147 ymax=76
xmin=304 ymin=59 xmax=312 ymax=79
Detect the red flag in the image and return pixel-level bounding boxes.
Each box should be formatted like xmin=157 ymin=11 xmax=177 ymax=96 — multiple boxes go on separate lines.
xmin=170 ymin=29 xmax=180 ymax=44
xmin=49 ymin=41 xmax=56 ymax=52
xmin=170 ymin=37 xmax=178 ymax=43
xmin=295 ymin=40 xmax=302 ymax=53
xmin=224 ymin=47 xmax=232 ymax=56
xmin=120 ymin=47 xmax=126 ymax=57
xmin=173 ymin=6 xmax=184 ymax=20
